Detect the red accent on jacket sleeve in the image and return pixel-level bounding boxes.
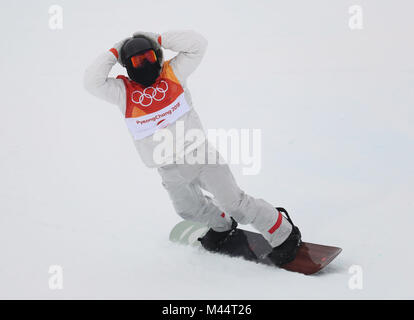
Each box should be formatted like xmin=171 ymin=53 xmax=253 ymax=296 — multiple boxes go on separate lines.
xmin=109 ymin=48 xmax=119 ymax=59
xmin=157 ymin=35 xmax=162 ymax=46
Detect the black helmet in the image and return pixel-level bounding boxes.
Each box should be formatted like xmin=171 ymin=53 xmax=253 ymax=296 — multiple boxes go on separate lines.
xmin=120 ymin=36 xmax=163 ymax=68
xmin=120 ymin=36 xmax=163 ymax=87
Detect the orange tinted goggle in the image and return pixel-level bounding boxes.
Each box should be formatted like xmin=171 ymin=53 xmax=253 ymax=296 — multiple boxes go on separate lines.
xmin=130 ymin=50 xmax=157 ymax=68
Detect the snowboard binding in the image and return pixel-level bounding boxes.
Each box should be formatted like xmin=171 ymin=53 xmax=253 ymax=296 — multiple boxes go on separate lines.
xmin=267 ymin=207 xmax=302 ymax=267
xmin=197 ymin=217 xmax=238 ymax=252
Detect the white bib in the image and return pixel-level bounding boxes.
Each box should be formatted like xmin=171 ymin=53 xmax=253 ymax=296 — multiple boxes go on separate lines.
xmin=124 ymin=92 xmax=190 ymax=140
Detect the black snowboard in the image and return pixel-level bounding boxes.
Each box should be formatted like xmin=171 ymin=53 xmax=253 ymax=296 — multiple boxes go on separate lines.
xmin=169 ymin=220 xmax=342 ymax=275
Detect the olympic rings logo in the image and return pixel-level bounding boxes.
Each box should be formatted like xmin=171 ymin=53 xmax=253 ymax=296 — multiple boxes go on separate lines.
xmin=131 ymin=80 xmax=169 ymax=107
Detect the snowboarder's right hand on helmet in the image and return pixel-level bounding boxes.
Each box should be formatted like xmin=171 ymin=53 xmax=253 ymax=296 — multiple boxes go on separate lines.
xmin=110 ymin=37 xmax=131 ymax=65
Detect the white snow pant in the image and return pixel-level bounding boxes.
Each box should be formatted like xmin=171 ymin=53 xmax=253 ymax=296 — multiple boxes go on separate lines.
xmin=157 ymin=145 xmax=292 ymax=248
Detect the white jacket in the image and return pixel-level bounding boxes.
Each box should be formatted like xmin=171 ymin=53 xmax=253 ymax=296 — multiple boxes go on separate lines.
xmin=84 ymin=30 xmax=208 ymax=168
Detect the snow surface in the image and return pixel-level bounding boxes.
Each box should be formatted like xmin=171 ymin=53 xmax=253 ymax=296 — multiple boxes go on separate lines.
xmin=0 ymin=0 xmax=413 ymax=299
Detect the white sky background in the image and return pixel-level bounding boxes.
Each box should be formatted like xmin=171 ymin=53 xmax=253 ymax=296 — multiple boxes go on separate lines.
xmin=0 ymin=0 xmax=413 ymax=299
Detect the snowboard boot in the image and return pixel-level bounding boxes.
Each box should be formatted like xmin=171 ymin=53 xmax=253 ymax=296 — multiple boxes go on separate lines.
xmin=198 ymin=218 xmax=238 ymax=252
xmin=267 ymin=207 xmax=302 ymax=267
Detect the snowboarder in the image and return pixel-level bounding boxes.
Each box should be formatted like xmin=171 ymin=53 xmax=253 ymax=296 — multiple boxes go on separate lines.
xmin=84 ymin=30 xmax=301 ymax=266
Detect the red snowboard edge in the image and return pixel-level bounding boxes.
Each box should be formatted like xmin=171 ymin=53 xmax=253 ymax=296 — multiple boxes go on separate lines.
xmin=281 ymin=242 xmax=342 ymax=275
